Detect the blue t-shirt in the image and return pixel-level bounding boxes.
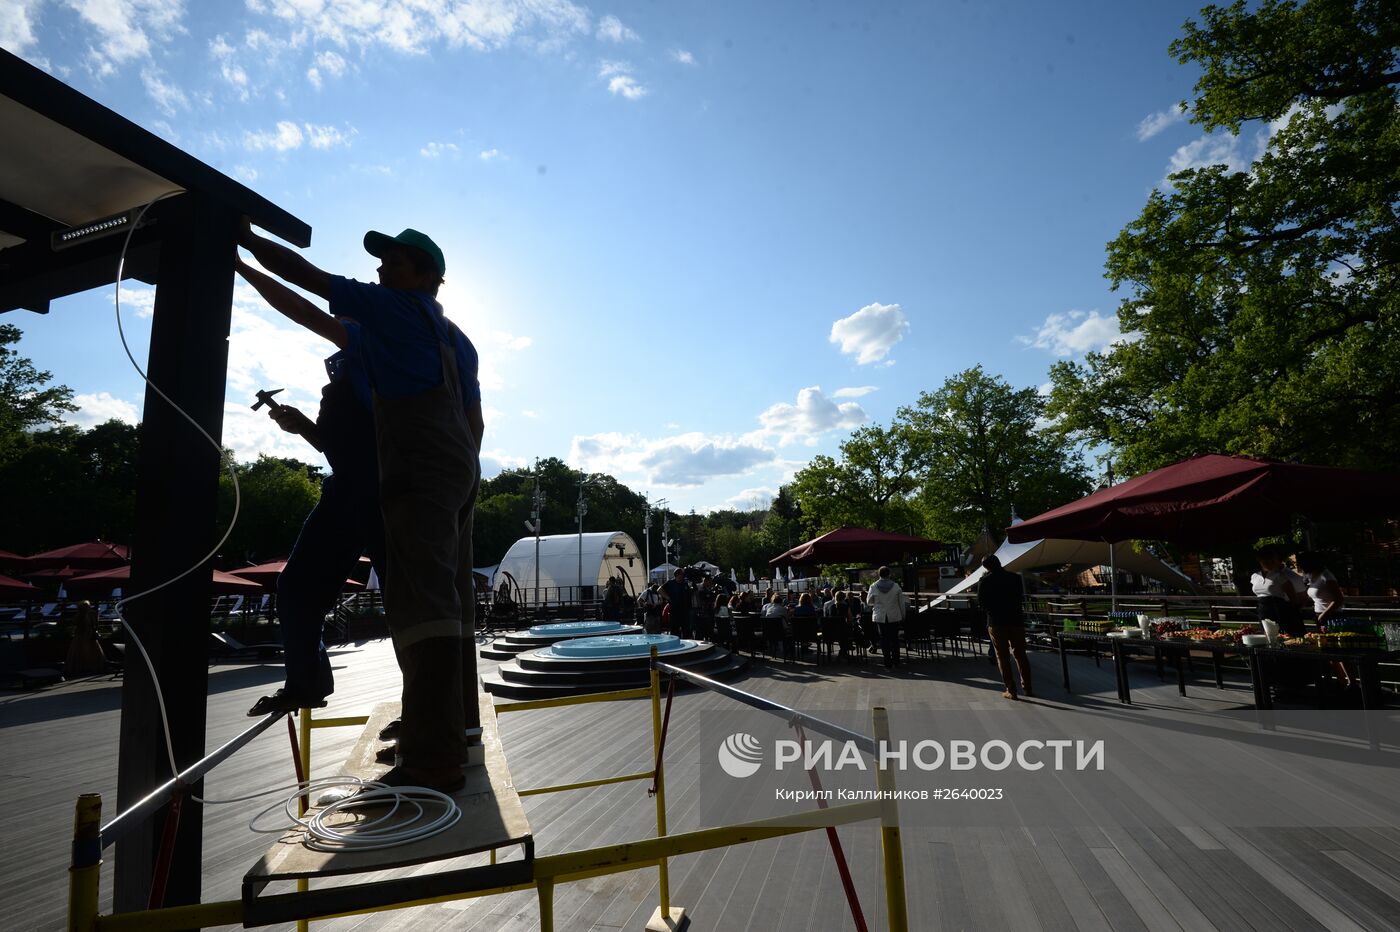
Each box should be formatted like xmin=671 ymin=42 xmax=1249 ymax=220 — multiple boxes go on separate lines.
xmin=329 ymin=276 xmax=481 ymax=404
xmin=323 ymin=320 xmax=373 ymax=413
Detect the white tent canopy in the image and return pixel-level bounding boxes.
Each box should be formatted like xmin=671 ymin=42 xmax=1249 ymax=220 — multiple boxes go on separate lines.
xmin=649 ymin=562 xmax=679 ymax=582
xmin=497 ymin=532 xmax=645 ymax=595
xmin=930 ymin=537 xmax=1197 ymax=606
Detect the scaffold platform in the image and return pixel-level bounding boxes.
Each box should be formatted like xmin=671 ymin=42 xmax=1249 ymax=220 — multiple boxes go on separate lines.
xmin=240 ymin=694 xmax=534 ymax=927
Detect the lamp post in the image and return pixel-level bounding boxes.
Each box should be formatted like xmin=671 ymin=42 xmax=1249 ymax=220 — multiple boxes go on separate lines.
xmin=576 ymin=471 xmax=593 ymax=602
xmin=529 ymin=463 xmax=545 ymax=600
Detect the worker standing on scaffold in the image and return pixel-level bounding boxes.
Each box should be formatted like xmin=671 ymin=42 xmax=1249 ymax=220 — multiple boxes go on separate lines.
xmin=234 ymin=257 xmax=385 ymax=719
xmin=239 ymin=220 xmax=483 ymax=794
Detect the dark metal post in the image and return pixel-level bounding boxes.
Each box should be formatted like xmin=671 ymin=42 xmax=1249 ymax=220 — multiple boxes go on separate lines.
xmin=114 ymin=191 xmax=237 ymax=912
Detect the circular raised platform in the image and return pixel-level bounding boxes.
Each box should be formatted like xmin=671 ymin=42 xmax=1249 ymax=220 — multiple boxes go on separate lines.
xmin=526 ymin=620 xmax=629 ymax=638
xmin=539 ymin=633 xmax=698 ymax=660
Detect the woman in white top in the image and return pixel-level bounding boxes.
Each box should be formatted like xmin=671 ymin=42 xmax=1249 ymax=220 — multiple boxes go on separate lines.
xmin=1296 ymin=551 xmax=1350 ymax=688
xmin=1250 ymin=545 xmax=1305 ymax=636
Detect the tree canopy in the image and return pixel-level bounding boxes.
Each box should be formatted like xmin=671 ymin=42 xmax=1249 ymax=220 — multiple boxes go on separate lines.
xmin=790 ymin=368 xmax=1089 ymax=548
xmin=1048 ymin=0 xmax=1400 ymax=474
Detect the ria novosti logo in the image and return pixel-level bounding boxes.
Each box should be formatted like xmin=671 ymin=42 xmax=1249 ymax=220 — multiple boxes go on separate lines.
xmin=717 ymin=732 xmax=764 ymax=778
xmin=716 ymin=733 xmax=1105 ymax=778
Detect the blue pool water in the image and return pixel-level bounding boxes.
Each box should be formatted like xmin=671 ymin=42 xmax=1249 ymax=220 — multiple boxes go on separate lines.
xmin=540 ymin=633 xmax=697 ymax=659
xmin=526 ymin=620 xmax=627 ymax=637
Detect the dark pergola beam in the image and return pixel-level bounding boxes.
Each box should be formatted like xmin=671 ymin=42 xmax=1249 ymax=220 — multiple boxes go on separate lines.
xmin=0 ymin=49 xmax=311 ymax=248
xmin=113 ymin=191 xmax=237 ymax=912
xmin=0 ymin=195 xmax=60 ymax=239
xmin=0 ymin=218 xmax=164 ymax=314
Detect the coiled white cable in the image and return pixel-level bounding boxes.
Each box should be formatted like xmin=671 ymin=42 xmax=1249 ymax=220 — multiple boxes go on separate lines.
xmin=107 ymin=195 xmax=460 ymax=850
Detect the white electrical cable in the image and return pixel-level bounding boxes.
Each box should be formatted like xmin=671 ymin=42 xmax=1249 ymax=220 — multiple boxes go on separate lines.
xmin=107 ymin=195 xmax=460 ymax=850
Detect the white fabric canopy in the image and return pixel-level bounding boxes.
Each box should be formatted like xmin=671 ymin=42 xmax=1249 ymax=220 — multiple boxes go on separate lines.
xmin=497 ymin=532 xmax=645 ymax=592
xmin=930 ymin=536 xmax=1197 ymax=606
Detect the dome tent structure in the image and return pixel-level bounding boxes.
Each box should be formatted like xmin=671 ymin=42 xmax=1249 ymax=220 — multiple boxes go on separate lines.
xmin=496 ymin=532 xmax=645 ymax=598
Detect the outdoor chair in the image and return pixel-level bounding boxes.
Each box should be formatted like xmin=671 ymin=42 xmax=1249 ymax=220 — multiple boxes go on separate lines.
xmin=902 ymin=616 xmax=935 ymax=659
xmin=791 ymin=616 xmax=820 ymax=661
xmin=210 ymin=632 xmax=281 ymax=661
xmin=820 ymin=615 xmax=852 ymax=661
xmin=760 ymin=616 xmax=788 ymax=661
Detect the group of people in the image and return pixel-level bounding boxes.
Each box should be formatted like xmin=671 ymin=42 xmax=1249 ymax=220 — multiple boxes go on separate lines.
xmin=1252 ymin=546 xmax=1351 ymax=688
xmin=238 ymin=220 xmax=481 ymax=794
xmin=636 ymin=565 xmax=913 ymax=668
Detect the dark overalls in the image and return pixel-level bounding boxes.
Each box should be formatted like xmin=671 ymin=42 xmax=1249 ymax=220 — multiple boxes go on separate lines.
xmin=276 ymin=342 xmax=385 ymax=702
xmin=374 ymin=301 xmax=480 ymax=771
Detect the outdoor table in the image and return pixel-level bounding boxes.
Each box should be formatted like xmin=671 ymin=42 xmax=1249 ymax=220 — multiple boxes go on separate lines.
xmin=1248 ymin=646 xmax=1398 ymax=712
xmin=1056 ymin=631 xmax=1127 ymax=701
xmin=1114 ymin=637 xmax=1249 ymax=705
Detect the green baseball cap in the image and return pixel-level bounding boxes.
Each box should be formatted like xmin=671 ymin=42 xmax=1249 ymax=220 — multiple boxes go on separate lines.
xmin=363 ymin=228 xmax=446 ymax=276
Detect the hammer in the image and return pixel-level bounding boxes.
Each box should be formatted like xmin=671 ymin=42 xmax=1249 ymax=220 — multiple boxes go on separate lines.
xmin=251 ymin=388 xmax=284 ymax=413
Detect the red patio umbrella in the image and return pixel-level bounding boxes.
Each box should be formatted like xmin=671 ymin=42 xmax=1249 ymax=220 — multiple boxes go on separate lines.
xmin=25 ymin=540 xmax=130 ymax=569
xmin=22 ymin=565 xmax=88 ymax=582
xmin=1007 ymin=454 xmax=1400 ymax=546
xmin=770 ymin=526 xmax=943 ymax=566
xmin=0 ymin=574 xmax=38 ymax=596
xmin=228 ymin=561 xmax=364 ymax=591
xmin=67 ymin=565 xmax=265 ymax=595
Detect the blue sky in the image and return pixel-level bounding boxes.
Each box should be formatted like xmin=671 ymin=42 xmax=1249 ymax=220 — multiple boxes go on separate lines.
xmin=3 ymin=0 xmax=1228 ymax=514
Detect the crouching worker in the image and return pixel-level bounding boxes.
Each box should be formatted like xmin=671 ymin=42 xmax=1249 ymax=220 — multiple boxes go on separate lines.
xmin=240 ymin=220 xmax=484 ymax=794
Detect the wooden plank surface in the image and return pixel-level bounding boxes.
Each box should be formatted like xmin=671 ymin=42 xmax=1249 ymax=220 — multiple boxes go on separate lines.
xmin=4 ymin=635 xmax=1400 ymax=930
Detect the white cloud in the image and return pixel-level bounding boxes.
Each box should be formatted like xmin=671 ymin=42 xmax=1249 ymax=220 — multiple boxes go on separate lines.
xmin=596 ymin=14 xmax=638 ymax=43
xmin=1021 ymin=309 xmax=1139 ymax=357
xmin=726 ymin=487 xmax=775 ymax=511
xmin=483 ymin=330 xmax=532 ymax=351
xmin=478 ymin=147 xmax=502 ymax=161
xmin=304 ymin=123 xmax=353 ymax=149
xmin=832 ymin=385 xmax=877 ymax=398
xmin=67 ymin=0 xmax=185 ymax=74
xmin=421 ymin=141 xmax=460 ymax=158
xmin=141 ymin=69 xmax=187 ymax=114
xmin=480 ymin=448 xmax=530 ymax=477
xmin=209 ymin=34 xmax=250 ymax=100
xmin=117 ymin=285 xmax=156 ymax=319
xmin=233 ymin=164 xmax=258 ymax=183
xmin=829 ymin=302 xmax=909 ymax=365
xmin=244 ymin=121 xmax=352 ymax=152
xmin=1136 ymin=105 xmax=1185 ymax=141
xmin=65 ymin=392 xmax=140 ymax=429
xmin=569 ymin=431 xmax=775 ymax=487
xmin=0 ymin=0 xmax=45 ymax=57
xmin=599 ymin=59 xmax=647 ymax=99
xmin=669 ymin=48 xmax=695 ymax=65
xmin=314 ymin=48 xmax=347 ymax=77
xmin=521 ymin=409 xmax=539 ymax=419
xmin=245 ymin=0 xmax=590 ymax=55
xmin=756 ymin=386 xmax=868 ymax=446
xmin=217 ymin=282 xmax=343 ymax=464
xmin=1163 ymin=132 xmax=1251 ymax=184
xmin=245 ymin=120 xmax=304 ymax=152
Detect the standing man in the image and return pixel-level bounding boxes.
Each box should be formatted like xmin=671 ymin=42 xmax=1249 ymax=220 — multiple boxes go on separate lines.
xmin=867 ymin=566 xmax=906 ymax=668
xmin=692 ymin=575 xmax=715 ymax=641
xmin=239 ymin=221 xmax=483 ymax=793
xmin=661 ymin=569 xmax=692 ymax=639
xmin=977 ymin=555 xmax=1032 ymax=700
xmin=235 ymin=258 xmax=385 ymax=717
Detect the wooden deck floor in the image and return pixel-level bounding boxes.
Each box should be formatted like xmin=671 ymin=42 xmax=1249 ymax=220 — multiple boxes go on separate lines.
xmin=3 ymin=636 xmax=1400 ymax=931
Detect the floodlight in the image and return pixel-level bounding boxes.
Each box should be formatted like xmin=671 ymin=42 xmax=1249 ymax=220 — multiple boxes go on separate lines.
xmin=51 ymin=208 xmax=148 ymax=251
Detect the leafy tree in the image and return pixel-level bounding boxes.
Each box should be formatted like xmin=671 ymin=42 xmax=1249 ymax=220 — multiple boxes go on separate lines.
xmin=788 ymin=424 xmax=927 ymax=536
xmin=905 ymin=367 xmax=1091 ymax=546
xmin=1048 ymin=0 xmax=1400 ymax=473
xmin=216 ymin=455 xmax=322 ymax=562
xmin=0 ymin=421 xmax=141 ymax=553
xmin=0 ymin=324 xmax=75 ymax=464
